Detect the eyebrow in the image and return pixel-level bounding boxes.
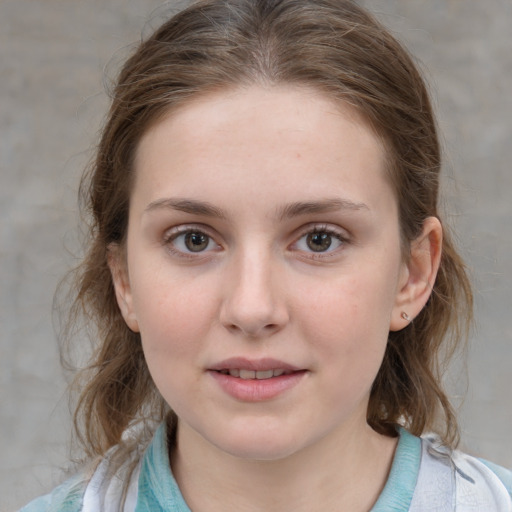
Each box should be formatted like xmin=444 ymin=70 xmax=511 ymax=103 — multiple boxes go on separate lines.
xmin=143 ymin=197 xmax=369 ymax=220
xmin=276 ymin=198 xmax=369 ymax=221
xmin=144 ymin=198 xmax=227 ymax=218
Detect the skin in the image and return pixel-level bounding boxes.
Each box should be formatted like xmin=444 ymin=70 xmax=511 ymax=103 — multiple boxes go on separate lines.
xmin=111 ymin=85 xmax=442 ymax=511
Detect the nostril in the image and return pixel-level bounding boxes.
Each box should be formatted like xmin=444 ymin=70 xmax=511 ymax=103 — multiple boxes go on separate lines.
xmin=219 ymin=280 xmax=289 ymax=337
xmin=224 ymin=321 xmax=282 ymax=338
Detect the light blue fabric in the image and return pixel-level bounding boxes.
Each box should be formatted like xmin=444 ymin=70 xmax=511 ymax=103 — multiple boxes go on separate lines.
xmin=19 ymin=493 xmax=52 ymax=512
xmin=480 ymin=458 xmax=512 ymax=497
xmin=134 ymin=423 xmax=191 ymax=511
xmin=371 ymin=428 xmax=421 ymax=511
xmin=19 ymin=473 xmax=86 ymax=512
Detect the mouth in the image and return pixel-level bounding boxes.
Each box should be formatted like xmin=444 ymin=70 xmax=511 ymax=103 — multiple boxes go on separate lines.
xmin=208 ymin=358 xmax=307 ymax=401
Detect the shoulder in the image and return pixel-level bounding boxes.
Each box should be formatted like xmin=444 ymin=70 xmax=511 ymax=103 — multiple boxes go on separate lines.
xmin=19 ymin=454 xmax=141 ymax=512
xmin=478 ymin=457 xmax=512 ymax=495
xmin=412 ymin=433 xmax=512 ymax=511
xmin=18 ymin=425 xmax=164 ymax=512
xmin=452 ymin=451 xmax=512 ymax=506
xmin=19 ymin=472 xmax=88 ymax=512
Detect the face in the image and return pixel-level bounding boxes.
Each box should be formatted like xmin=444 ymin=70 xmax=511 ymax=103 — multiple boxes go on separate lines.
xmin=113 ymin=85 xmax=411 ymax=461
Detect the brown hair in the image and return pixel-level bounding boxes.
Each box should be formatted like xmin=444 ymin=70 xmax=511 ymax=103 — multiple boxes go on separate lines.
xmin=70 ymin=0 xmax=472 ymax=457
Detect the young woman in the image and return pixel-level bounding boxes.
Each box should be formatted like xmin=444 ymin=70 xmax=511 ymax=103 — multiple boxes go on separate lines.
xmin=21 ymin=0 xmax=512 ymax=510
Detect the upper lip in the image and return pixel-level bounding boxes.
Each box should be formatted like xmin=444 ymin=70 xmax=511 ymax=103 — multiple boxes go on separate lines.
xmin=208 ymin=357 xmax=302 ymax=372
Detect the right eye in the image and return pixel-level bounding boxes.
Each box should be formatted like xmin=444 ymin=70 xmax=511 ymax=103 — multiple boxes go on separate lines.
xmin=165 ymin=228 xmax=220 ymax=256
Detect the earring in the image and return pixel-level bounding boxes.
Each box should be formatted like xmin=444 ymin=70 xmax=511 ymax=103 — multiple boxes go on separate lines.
xmin=401 ymin=312 xmax=411 ymax=322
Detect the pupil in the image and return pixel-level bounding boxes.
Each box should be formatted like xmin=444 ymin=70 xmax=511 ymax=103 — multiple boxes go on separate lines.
xmin=185 ymin=232 xmax=208 ymax=252
xmin=307 ymin=232 xmax=331 ymax=252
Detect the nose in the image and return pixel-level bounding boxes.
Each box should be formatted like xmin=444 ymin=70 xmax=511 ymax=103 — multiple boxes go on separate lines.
xmin=219 ymin=246 xmax=289 ymax=338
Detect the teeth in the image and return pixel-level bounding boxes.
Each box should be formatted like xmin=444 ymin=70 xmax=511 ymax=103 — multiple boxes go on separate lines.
xmin=255 ymin=370 xmax=274 ymax=380
xmin=223 ymin=369 xmax=290 ymax=379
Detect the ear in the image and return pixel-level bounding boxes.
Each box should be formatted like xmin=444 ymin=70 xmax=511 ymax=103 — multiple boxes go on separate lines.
xmin=390 ymin=217 xmax=442 ymax=331
xmin=107 ymin=244 xmax=140 ymax=333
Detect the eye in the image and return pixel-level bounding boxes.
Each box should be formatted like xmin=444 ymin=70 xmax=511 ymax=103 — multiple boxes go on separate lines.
xmin=293 ymin=226 xmax=346 ymax=254
xmin=165 ymin=227 xmax=219 ymax=256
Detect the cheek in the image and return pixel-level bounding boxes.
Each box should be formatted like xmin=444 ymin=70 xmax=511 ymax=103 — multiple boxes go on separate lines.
xmin=129 ymin=266 xmax=220 ymax=360
xmin=296 ymin=270 xmax=397 ymax=362
xmin=131 ymin=274 xmax=218 ymax=408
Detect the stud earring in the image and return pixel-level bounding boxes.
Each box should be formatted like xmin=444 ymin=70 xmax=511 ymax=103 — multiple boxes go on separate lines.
xmin=401 ymin=312 xmax=411 ymax=322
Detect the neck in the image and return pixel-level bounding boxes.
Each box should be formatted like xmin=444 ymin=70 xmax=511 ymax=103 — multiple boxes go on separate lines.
xmin=171 ymin=417 xmax=397 ymax=512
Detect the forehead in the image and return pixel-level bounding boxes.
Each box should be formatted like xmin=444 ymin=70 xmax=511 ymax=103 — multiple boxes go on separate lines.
xmin=138 ymin=84 xmax=383 ymax=155
xmin=132 ymin=85 xmax=393 ymax=216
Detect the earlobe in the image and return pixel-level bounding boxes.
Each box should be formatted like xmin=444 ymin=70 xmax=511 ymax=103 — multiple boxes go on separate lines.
xmin=390 ymin=217 xmax=442 ymax=331
xmin=107 ymin=244 xmax=140 ymax=333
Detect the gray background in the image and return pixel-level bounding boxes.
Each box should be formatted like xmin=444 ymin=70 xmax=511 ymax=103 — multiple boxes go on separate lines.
xmin=1 ymin=1 xmax=511 ymax=510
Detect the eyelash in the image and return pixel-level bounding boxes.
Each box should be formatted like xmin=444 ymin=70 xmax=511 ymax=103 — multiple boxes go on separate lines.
xmin=162 ymin=224 xmax=349 ymax=260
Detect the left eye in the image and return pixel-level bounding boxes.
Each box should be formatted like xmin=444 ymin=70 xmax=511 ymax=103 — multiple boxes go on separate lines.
xmin=168 ymin=230 xmax=217 ymax=253
xmin=294 ymin=229 xmax=344 ymax=253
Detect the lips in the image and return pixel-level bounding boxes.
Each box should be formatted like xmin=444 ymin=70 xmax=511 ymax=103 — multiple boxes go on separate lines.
xmin=208 ymin=358 xmax=306 ymax=401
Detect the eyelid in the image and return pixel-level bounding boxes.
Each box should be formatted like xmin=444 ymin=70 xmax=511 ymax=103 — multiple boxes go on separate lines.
xmin=294 ymin=223 xmax=350 ymax=241
xmin=163 ymin=223 xmax=211 ymax=241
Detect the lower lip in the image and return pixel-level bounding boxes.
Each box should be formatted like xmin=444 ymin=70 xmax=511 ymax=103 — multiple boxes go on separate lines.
xmin=208 ymin=370 xmax=307 ymax=402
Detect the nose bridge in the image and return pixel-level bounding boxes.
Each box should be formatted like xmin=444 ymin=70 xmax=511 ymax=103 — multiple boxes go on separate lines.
xmin=221 ymin=240 xmax=287 ymax=337
xmin=238 ymin=243 xmax=274 ymax=304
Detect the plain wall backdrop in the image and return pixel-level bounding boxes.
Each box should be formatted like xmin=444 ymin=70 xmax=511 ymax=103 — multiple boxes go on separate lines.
xmin=1 ymin=1 xmax=511 ymax=510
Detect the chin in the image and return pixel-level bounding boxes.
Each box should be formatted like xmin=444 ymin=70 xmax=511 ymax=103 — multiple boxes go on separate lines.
xmin=215 ymin=437 xmax=303 ymax=461
xmin=202 ymin=418 xmax=314 ymax=462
